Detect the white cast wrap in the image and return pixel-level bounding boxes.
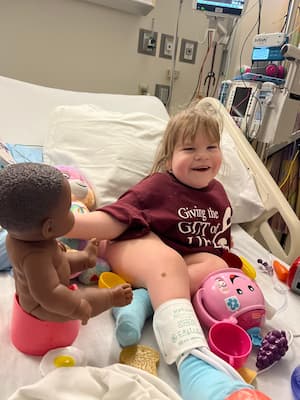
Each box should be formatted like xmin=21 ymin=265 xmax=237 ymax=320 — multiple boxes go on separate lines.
xmin=153 ymin=298 xmax=207 ymax=365
xmin=153 ymin=299 xmax=245 ymax=382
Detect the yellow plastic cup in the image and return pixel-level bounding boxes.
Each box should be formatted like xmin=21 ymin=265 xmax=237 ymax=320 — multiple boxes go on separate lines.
xmin=98 ymin=272 xmax=127 ymax=288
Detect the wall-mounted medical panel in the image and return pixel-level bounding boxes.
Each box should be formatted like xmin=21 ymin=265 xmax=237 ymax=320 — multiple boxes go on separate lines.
xmin=179 ymin=38 xmax=198 ymax=64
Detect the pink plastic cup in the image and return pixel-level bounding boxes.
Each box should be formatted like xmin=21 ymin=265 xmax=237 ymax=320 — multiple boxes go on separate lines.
xmin=208 ymin=321 xmax=252 ymax=369
xmin=10 ymin=294 xmax=80 ymax=356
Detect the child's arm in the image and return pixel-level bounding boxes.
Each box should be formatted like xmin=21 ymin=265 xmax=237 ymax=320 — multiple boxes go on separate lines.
xmin=23 ymin=251 xmax=91 ymax=323
xmin=66 ymin=210 xmax=127 ymax=240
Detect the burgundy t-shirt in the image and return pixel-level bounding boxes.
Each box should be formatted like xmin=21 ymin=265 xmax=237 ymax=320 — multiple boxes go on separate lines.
xmin=100 ymin=172 xmax=232 ymax=256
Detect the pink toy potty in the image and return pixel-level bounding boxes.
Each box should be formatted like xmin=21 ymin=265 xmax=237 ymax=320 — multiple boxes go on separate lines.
xmin=10 ymin=294 xmax=80 ymax=356
xmin=193 ymin=268 xmax=266 ymax=331
xmin=208 ymin=321 xmax=252 ymax=369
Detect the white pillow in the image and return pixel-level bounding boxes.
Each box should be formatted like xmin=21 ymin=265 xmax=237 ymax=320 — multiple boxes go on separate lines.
xmin=44 ymin=104 xmax=264 ymax=223
xmin=217 ymin=130 xmax=264 ymax=223
xmin=44 ymin=105 xmax=167 ymax=207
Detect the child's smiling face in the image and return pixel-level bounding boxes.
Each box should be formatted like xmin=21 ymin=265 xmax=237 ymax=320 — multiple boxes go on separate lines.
xmin=168 ymin=129 xmax=222 ymax=189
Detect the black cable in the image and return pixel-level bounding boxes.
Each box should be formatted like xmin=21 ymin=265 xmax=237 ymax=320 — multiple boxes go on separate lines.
xmin=189 ymin=30 xmax=213 ymax=103
xmin=205 ymin=42 xmax=217 ymax=96
xmin=257 ymin=0 xmax=262 ymax=34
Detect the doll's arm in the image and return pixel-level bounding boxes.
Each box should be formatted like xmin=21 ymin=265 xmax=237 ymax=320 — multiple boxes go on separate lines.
xmin=66 ymin=211 xmax=127 ymax=241
xmin=23 ymin=251 xmax=91 ymax=322
xmin=66 ymin=238 xmax=98 ymax=274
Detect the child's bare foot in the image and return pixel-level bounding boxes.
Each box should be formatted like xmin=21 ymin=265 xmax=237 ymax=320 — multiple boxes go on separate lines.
xmin=83 ymin=238 xmax=99 ymax=268
xmin=111 ymin=284 xmax=133 ymax=307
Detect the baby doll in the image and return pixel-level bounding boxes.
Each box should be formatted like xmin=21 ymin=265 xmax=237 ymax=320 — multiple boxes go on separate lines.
xmin=0 ymin=163 xmax=132 ymax=325
xmin=56 ymin=165 xmax=152 ymax=345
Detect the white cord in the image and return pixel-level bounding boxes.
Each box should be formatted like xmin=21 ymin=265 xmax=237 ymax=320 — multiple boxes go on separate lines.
xmin=166 ymin=0 xmax=183 ymax=111
xmin=180 ymin=328 xmax=298 ymax=380
xmin=263 ymin=252 xmax=289 ymax=317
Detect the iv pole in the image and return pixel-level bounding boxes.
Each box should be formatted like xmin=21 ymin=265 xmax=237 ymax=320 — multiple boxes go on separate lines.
xmin=285 ymin=0 xmax=299 ymax=36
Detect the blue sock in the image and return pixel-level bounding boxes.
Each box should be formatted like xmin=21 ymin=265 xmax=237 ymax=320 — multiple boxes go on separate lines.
xmin=112 ymin=288 xmax=153 ymax=347
xmin=0 ymin=229 xmax=11 ymax=272
xmin=178 ymin=354 xmax=252 ymax=400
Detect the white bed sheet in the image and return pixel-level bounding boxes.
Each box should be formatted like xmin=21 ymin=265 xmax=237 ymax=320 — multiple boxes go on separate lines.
xmin=1 ymin=225 xmax=299 ymax=400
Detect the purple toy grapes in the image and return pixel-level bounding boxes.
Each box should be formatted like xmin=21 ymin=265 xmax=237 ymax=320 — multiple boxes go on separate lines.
xmin=256 ymin=329 xmax=288 ymax=370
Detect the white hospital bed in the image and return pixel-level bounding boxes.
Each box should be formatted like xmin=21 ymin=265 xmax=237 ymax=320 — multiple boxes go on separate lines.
xmin=0 ymin=75 xmax=299 ymax=400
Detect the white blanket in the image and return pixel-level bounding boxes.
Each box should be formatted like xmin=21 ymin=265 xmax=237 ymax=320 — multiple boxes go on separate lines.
xmin=8 ymin=364 xmax=182 ymax=400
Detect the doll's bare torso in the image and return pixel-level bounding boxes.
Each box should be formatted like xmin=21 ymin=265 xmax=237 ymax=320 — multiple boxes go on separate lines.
xmin=6 ymin=235 xmax=74 ymax=321
xmin=6 ymin=234 xmax=133 ymax=324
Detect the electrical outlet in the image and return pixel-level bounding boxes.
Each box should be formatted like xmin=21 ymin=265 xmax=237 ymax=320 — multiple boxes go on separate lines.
xmin=184 ymin=43 xmax=194 ymax=60
xmin=137 ymin=28 xmax=158 ymax=56
xmin=159 ymin=33 xmax=174 ymax=59
xmin=138 ymin=82 xmax=149 ymax=95
xmin=179 ymin=38 xmax=198 ymax=64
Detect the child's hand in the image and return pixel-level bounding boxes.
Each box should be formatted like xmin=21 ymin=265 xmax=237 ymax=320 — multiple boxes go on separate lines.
xmin=74 ymin=298 xmax=92 ymax=325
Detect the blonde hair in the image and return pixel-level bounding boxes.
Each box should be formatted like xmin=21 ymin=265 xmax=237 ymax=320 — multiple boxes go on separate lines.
xmin=151 ymin=98 xmax=223 ymax=173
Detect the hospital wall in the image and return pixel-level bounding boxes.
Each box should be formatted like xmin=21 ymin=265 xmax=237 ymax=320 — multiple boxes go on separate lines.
xmin=0 ymin=0 xmax=288 ymax=112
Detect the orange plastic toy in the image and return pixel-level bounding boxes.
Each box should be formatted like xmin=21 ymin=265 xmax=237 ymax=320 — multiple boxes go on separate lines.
xmin=273 ymin=260 xmax=289 ymax=283
xmin=226 ymin=389 xmax=271 ymax=400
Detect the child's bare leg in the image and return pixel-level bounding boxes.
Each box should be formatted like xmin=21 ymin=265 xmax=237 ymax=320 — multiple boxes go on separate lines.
xmin=80 ymin=284 xmax=133 ymax=318
xmin=105 ymin=233 xmax=256 ymax=400
xmin=110 ymin=251 xmax=228 ymax=346
xmin=185 ymin=253 xmax=229 ymax=295
xmin=105 ymin=232 xmax=190 ymax=308
xmin=66 ymin=238 xmax=98 ymax=275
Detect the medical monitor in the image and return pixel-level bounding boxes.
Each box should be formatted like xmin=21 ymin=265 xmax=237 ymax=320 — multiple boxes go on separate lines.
xmin=193 ymin=0 xmax=248 ymax=17
xmin=229 ymin=86 xmax=252 ymax=118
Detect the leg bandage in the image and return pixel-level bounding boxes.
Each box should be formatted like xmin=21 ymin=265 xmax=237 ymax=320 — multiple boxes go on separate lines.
xmin=153 ymin=299 xmax=245 ymax=382
xmin=153 ymin=298 xmax=207 ymax=365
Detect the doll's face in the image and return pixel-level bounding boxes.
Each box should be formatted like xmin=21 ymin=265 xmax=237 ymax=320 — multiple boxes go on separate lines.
xmin=48 ymin=179 xmax=75 ymax=238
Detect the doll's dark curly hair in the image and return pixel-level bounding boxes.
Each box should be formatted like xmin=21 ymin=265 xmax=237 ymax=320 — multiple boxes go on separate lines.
xmin=0 ymin=163 xmax=64 ymax=232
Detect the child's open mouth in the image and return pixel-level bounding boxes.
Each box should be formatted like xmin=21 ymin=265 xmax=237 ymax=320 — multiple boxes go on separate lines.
xmin=192 ymin=166 xmax=210 ymax=171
